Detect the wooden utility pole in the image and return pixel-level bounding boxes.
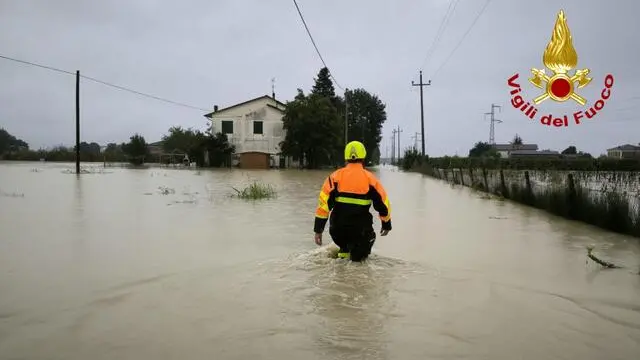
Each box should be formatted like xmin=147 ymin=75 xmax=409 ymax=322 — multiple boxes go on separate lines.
xmin=412 ymin=71 xmax=431 ymax=156
xmin=76 ymin=70 xmax=80 ymax=174
xmin=344 ymin=88 xmax=349 ymax=146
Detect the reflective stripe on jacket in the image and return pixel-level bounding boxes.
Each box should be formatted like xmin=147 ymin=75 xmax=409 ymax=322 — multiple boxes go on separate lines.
xmin=313 ymin=162 xmax=391 ymax=234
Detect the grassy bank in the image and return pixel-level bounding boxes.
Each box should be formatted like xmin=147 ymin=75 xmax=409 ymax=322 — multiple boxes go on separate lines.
xmin=400 ymin=152 xmax=640 ymax=238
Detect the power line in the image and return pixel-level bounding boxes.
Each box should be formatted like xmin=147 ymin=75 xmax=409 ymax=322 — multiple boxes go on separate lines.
xmin=419 ymin=0 xmax=460 ymax=71
xmin=0 ymin=53 xmax=210 ymax=112
xmin=0 ymin=54 xmax=75 ymax=76
xmin=79 ymin=75 xmax=209 ymax=111
xmin=292 ymin=0 xmax=343 ymax=90
xmin=430 ymin=0 xmax=492 ymax=81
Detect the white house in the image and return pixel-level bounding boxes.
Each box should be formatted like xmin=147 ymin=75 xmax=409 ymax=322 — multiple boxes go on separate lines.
xmin=204 ymin=95 xmax=293 ymax=169
xmin=606 ymin=143 xmax=640 ymax=159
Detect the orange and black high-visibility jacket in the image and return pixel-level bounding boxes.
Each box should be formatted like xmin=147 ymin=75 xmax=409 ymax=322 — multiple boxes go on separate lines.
xmin=313 ymin=162 xmax=391 ymax=234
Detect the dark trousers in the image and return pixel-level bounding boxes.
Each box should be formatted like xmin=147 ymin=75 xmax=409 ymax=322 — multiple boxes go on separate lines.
xmin=329 ymin=225 xmax=376 ymax=262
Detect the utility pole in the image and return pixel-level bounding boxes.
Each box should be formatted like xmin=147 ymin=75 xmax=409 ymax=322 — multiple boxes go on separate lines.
xmin=412 ymin=70 xmax=431 ymax=156
xmin=360 ymin=109 xmax=365 ymax=145
xmin=75 ymin=70 xmax=80 ymax=175
xmin=344 ymin=88 xmax=349 ymax=146
xmin=391 ymin=130 xmax=397 ymax=164
xmin=396 ymin=125 xmax=403 ymax=161
xmin=485 ymin=103 xmax=502 ymax=144
xmin=411 ymin=132 xmax=421 ymax=150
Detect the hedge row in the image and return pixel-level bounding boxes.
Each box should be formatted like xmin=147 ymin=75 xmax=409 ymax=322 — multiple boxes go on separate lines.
xmin=423 ymin=157 xmax=640 ymax=172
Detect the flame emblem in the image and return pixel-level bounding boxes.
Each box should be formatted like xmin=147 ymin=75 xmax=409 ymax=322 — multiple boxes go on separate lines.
xmin=528 ymin=10 xmax=592 ymax=105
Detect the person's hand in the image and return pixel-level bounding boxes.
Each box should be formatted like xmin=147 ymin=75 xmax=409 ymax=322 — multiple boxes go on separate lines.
xmin=314 ymin=233 xmax=322 ymax=246
xmin=380 ymin=229 xmax=390 ymax=236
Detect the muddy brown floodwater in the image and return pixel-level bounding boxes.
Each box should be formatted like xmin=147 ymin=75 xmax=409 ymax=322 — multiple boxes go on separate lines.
xmin=1 ymin=161 xmax=639 ymax=360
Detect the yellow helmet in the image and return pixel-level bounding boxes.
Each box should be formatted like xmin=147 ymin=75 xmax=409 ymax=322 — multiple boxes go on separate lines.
xmin=344 ymin=141 xmax=366 ymax=160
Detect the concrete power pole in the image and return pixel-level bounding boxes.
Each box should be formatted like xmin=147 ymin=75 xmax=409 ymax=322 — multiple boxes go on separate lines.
xmin=412 ymin=70 xmax=431 ymax=156
xmin=484 ymin=104 xmax=502 ymax=144
xmin=396 ymin=126 xmax=403 ymax=161
xmin=391 ymin=130 xmax=397 ymax=164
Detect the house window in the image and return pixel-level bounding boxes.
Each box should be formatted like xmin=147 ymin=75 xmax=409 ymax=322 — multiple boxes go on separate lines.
xmin=253 ymin=121 xmax=263 ymax=135
xmin=221 ymin=120 xmax=233 ymax=134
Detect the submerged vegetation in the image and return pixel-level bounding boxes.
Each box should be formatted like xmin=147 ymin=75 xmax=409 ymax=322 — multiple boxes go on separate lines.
xmin=231 ymin=181 xmax=277 ymax=200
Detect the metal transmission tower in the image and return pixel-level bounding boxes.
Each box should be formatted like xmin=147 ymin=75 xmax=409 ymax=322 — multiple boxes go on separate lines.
xmin=484 ymin=104 xmax=502 ymax=144
xmin=412 ymin=71 xmax=431 ymax=156
xmin=411 ymin=132 xmax=421 ymax=150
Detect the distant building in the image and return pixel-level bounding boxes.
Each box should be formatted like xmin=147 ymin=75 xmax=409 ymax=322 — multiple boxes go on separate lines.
xmin=509 ymin=149 xmax=561 ymax=158
xmin=606 ymin=143 xmax=640 ymax=159
xmin=204 ymin=95 xmax=294 ymax=169
xmin=491 ymin=143 xmax=538 ymax=158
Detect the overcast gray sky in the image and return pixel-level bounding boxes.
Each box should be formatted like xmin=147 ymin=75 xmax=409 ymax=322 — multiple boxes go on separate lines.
xmin=1 ymin=0 xmax=638 ymax=156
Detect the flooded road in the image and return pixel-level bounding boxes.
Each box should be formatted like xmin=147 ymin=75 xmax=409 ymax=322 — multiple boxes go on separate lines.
xmin=1 ymin=161 xmax=639 ymax=360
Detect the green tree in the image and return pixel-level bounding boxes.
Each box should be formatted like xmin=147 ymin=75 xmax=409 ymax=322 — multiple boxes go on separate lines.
xmin=469 ymin=141 xmax=499 ymax=158
xmin=310 ymin=67 xmax=345 ymax=162
xmin=162 ymin=126 xmax=198 ymax=153
xmin=203 ymin=132 xmax=235 ymax=167
xmin=561 ymin=145 xmax=592 ymax=158
xmin=122 ymin=134 xmax=149 ymax=165
xmin=511 ymin=134 xmax=523 ymax=146
xmin=0 ymin=128 xmax=29 ymax=155
xmin=311 ymin=67 xmax=336 ymax=100
xmin=161 ymin=126 xmax=210 ymax=164
xmin=104 ymin=143 xmax=126 ymax=162
xmin=344 ymin=88 xmax=387 ymax=165
xmin=280 ymin=92 xmax=342 ymax=169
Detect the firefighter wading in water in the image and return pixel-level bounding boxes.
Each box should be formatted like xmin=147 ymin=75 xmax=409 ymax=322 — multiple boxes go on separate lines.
xmin=313 ymin=141 xmax=392 ymax=261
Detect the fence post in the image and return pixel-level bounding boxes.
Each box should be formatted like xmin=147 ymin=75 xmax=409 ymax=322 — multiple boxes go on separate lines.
xmin=567 ymin=173 xmax=576 ymax=218
xmin=524 ymin=170 xmax=533 ymax=204
xmin=459 ymin=168 xmax=465 ymax=186
xmin=482 ymin=167 xmax=489 ymax=192
xmin=499 ymin=169 xmax=508 ymax=197
xmin=469 ymin=166 xmax=475 ymax=186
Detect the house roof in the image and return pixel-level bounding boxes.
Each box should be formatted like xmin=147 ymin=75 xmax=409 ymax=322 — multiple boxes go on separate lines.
xmin=149 ymin=141 xmax=164 ymax=147
xmin=203 ymin=95 xmax=286 ymax=118
xmin=607 ymin=144 xmax=640 ymax=151
xmin=510 ymin=150 xmax=559 ymax=155
xmin=492 ymin=144 xmax=538 ymax=151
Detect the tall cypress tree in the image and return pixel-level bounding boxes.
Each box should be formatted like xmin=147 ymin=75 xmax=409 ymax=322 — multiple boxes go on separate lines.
xmin=311 ymin=67 xmax=336 ymax=99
